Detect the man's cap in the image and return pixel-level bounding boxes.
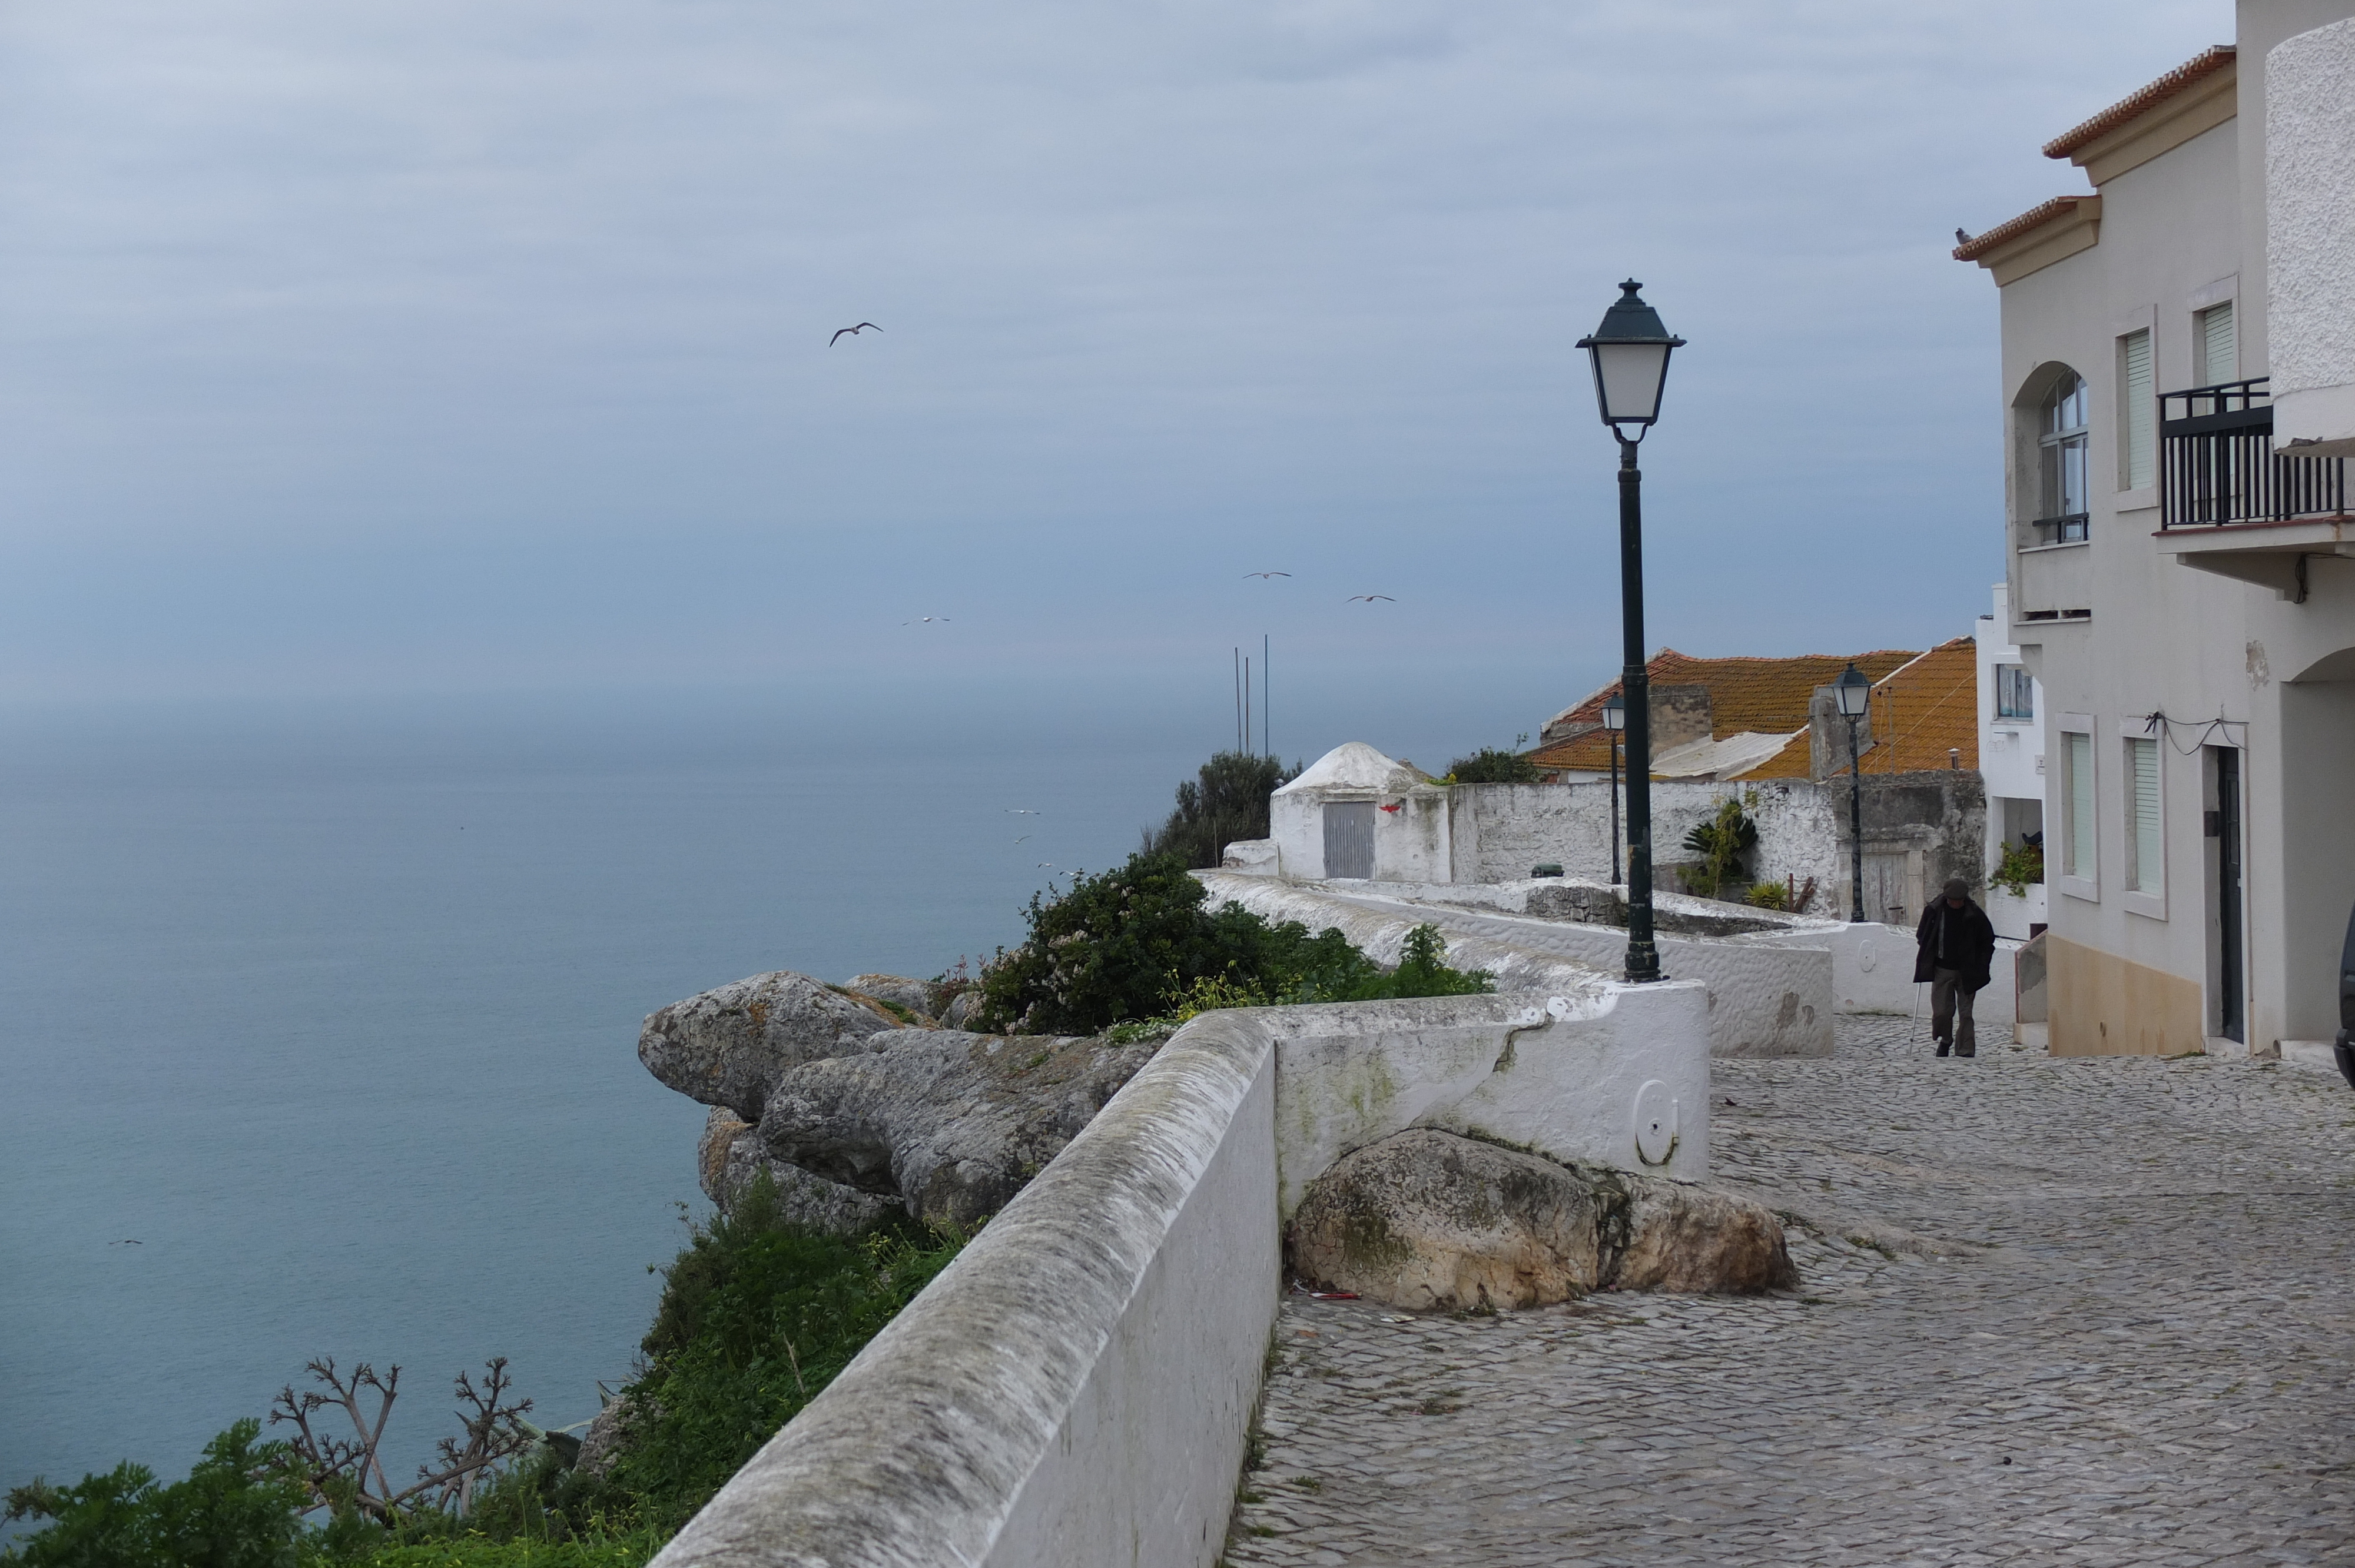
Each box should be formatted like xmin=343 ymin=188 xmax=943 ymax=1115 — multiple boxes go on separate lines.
xmin=1943 ymin=877 xmax=1968 ymax=898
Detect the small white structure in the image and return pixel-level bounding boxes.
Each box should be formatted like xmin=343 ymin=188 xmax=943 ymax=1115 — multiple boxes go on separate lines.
xmin=1267 ymin=742 xmax=1462 ymax=882
xmin=1976 ymin=583 xmax=2049 ymax=941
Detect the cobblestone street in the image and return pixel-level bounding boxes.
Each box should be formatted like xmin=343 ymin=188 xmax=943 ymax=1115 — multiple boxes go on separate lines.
xmin=1227 ymin=1018 xmax=2355 ymax=1566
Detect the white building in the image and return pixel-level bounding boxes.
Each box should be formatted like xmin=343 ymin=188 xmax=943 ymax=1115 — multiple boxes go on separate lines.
xmin=1975 ymin=583 xmax=2048 ymax=941
xmin=1956 ymin=4 xmax=2355 ymax=1056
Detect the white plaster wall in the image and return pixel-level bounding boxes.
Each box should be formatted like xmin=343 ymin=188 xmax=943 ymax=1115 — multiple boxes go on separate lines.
xmin=2268 ymin=16 xmax=2355 ymax=454
xmin=1271 ymin=790 xmax=1322 ymax=878
xmin=1750 ymin=921 xmax=2020 ymax=1024
xmin=1198 ymin=871 xmax=1836 ymax=1057
xmin=1458 ymin=779 xmax=1840 ymax=899
xmin=655 ymin=984 xmax=1719 ymax=1568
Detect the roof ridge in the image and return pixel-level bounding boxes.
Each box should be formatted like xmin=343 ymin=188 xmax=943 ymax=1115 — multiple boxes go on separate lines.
xmin=1953 ymin=195 xmax=2094 ymax=263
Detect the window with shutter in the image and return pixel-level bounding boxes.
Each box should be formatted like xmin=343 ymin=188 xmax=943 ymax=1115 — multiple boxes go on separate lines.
xmin=2065 ymin=731 xmax=2095 ymax=881
xmin=2125 ymin=736 xmax=2162 ymax=893
xmin=2198 ymin=301 xmax=2236 ymax=386
xmin=2120 ymin=329 xmax=2154 ymax=489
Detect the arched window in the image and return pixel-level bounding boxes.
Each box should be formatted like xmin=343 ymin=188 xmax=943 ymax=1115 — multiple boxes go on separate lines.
xmin=2039 ymin=371 xmax=2089 ymax=540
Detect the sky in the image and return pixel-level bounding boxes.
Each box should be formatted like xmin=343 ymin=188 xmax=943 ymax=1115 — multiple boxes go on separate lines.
xmin=0 ymin=0 xmax=2231 ymax=755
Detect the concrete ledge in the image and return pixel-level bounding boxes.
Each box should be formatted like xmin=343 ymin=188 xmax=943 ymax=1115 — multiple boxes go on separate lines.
xmin=652 ymin=1012 xmax=1281 ymax=1568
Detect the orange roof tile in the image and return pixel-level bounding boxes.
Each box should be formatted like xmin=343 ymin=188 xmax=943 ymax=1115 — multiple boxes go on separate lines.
xmin=1529 ymin=647 xmax=1919 ymax=775
xmin=1952 ymin=195 xmax=2096 ymax=263
xmin=1860 ymin=637 xmax=1979 ymax=775
xmin=2042 ymin=46 xmax=2234 ymax=161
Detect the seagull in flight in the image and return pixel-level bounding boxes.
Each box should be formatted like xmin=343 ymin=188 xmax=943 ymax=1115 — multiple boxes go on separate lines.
xmin=112 ymin=1238 xmax=141 ymax=1245
xmin=1014 ymin=834 xmax=1032 ymax=844
xmin=1006 ymin=808 xmax=1039 ymax=815
xmin=830 ymin=323 xmax=882 ymax=346
xmin=901 ymin=616 xmax=950 ymax=624
xmin=1242 ymin=571 xmax=1291 ymax=580
xmin=1347 ymin=594 xmax=1396 ymax=603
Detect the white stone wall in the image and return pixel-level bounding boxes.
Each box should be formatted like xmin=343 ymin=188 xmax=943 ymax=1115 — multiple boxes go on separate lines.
xmin=1457 ymin=779 xmax=1840 ymax=901
xmin=652 ymin=985 xmax=1714 ymax=1568
xmin=2268 ymin=16 xmax=2355 ymax=456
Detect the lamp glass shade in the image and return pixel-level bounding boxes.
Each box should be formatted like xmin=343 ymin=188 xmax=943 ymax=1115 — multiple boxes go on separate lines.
xmin=1575 ymin=279 xmax=1684 ymax=429
xmin=1600 ymin=695 xmax=1626 ymax=732
xmin=1589 ymin=341 xmax=1672 ymax=425
xmin=1833 ymin=663 xmax=1872 ymax=719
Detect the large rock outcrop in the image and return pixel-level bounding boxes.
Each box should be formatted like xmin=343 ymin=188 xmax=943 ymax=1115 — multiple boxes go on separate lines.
xmin=639 ymin=972 xmax=904 ymax=1122
xmin=1289 ymin=1129 xmax=1796 ymax=1310
xmin=757 ymin=1028 xmax=1160 ymax=1227
xmin=697 ymin=1106 xmax=901 ymax=1232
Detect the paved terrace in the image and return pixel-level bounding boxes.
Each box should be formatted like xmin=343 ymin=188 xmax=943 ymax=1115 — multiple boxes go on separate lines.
xmin=1228 ymin=1017 xmax=2355 ymax=1567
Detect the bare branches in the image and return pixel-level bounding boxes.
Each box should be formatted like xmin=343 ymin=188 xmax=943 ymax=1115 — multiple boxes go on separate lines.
xmin=267 ymin=1356 xmax=536 ymax=1524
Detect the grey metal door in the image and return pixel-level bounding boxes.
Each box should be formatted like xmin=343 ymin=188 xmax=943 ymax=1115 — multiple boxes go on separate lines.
xmin=1323 ymin=800 xmax=1376 ymax=879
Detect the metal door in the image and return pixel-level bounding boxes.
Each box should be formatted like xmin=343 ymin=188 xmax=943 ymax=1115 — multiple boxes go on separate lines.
xmin=1323 ymin=800 xmax=1376 ymax=879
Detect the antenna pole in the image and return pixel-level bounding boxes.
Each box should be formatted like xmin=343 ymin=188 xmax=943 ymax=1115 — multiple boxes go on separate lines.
xmin=1263 ymin=633 xmax=1271 ymax=757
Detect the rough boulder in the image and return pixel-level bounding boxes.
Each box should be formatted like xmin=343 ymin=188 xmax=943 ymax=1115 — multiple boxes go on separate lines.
xmin=638 ymin=971 xmax=904 ymax=1122
xmin=1289 ymin=1129 xmax=1796 ymax=1310
xmin=697 ymin=1105 xmax=901 ymax=1232
xmin=757 ymin=1028 xmax=1159 ymax=1226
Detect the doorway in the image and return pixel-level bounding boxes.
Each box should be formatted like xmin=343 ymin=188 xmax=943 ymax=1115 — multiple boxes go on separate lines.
xmin=1322 ymin=800 xmax=1376 ymax=879
xmin=2213 ymin=746 xmax=2244 ymax=1042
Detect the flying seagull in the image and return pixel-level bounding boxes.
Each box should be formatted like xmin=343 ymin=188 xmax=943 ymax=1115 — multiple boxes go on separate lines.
xmin=1242 ymin=571 xmax=1291 ymax=579
xmin=1347 ymin=594 xmax=1396 ymax=603
xmin=900 ymin=616 xmax=951 ymax=624
xmin=1006 ymin=808 xmax=1039 ymax=815
xmin=1014 ymin=834 xmax=1032 ymax=844
xmin=830 ymin=323 xmax=881 ymax=346
xmin=112 ymin=1238 xmax=141 ymax=1245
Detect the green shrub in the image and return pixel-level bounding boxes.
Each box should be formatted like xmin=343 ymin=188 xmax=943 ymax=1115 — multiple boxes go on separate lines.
xmin=1142 ymin=752 xmax=1300 ymax=869
xmin=3 ymin=1420 xmax=309 ymax=1568
xmin=1678 ymin=797 xmax=1758 ymax=900
xmin=1743 ymin=879 xmax=1790 ymax=911
xmin=1444 ymin=747 xmax=1540 ymax=784
xmin=596 ymin=1179 xmax=966 ymax=1533
xmin=975 ymin=854 xmax=1492 ymax=1034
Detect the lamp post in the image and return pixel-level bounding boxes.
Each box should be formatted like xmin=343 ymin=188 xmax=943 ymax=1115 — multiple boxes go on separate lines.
xmin=1834 ymin=661 xmax=1872 ymax=922
xmin=1601 ymin=693 xmax=1626 ymax=886
xmin=1578 ymin=280 xmax=1684 ymax=984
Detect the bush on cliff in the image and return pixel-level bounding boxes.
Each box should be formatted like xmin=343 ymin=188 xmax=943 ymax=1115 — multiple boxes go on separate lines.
xmin=592 ymin=1178 xmax=966 ymax=1533
xmin=1140 ymin=751 xmax=1299 ymax=869
xmin=973 ymin=852 xmax=1492 ymax=1035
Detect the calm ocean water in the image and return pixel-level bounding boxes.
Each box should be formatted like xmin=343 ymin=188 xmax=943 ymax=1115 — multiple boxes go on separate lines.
xmin=0 ymin=688 xmax=1218 ymax=1499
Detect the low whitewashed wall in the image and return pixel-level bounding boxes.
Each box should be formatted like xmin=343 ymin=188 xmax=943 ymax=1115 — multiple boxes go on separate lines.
xmin=652 ymin=984 xmax=1713 ymax=1568
xmin=1749 ymin=921 xmax=2019 ymax=1024
xmin=1200 ymin=871 xmax=1835 ymax=1058
xmin=1455 ymin=779 xmax=1839 ymax=892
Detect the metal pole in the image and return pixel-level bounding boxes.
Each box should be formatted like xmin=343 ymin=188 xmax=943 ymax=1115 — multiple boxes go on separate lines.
xmin=1847 ymin=713 xmax=1866 ymax=922
xmin=1616 ymin=436 xmax=1661 ymax=982
xmin=1608 ymin=730 xmax=1622 ymax=886
xmin=1262 ymin=633 xmax=1270 ymax=758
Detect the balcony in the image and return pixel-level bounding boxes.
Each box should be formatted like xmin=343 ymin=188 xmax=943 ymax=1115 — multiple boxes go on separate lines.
xmin=2158 ymin=377 xmax=2355 ymax=595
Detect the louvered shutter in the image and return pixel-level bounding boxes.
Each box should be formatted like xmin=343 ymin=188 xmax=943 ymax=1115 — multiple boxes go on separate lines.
xmin=2201 ymin=302 xmax=2236 ymax=386
xmin=2122 ymin=330 xmax=2154 ymax=489
xmin=2128 ymin=737 xmax=2162 ymax=893
xmin=2067 ymin=732 xmax=2095 ymax=880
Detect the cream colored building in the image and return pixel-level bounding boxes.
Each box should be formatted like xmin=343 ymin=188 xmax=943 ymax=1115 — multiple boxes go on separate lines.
xmin=1958 ymin=2 xmax=2355 ymax=1057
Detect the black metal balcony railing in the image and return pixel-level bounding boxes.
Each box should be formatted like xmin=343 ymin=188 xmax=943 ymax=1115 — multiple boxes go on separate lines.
xmin=2028 ymin=512 xmax=2089 ymax=544
xmin=2161 ymin=377 xmax=2350 ymax=528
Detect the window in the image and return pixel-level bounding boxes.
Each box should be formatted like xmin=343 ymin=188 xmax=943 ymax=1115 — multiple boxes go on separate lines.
xmin=1994 ymin=664 xmax=2034 ymax=720
xmin=2039 ymin=371 xmax=2090 ymax=539
xmin=2198 ymin=301 xmax=2236 ymax=386
xmin=2064 ymin=730 xmax=2095 ymax=883
xmin=2124 ymin=736 xmax=2162 ymax=895
xmin=2119 ymin=329 xmax=2154 ymax=490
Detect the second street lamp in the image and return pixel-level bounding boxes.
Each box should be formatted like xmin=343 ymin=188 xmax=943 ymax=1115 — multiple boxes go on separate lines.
xmin=1601 ymin=693 xmax=1626 ymax=887
xmin=1834 ymin=661 xmax=1872 ymax=922
xmin=1578 ymin=280 xmax=1684 ymax=984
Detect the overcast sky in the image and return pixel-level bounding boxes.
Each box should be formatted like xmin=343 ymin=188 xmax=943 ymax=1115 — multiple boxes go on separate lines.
xmin=0 ymin=1 xmax=2228 ymax=748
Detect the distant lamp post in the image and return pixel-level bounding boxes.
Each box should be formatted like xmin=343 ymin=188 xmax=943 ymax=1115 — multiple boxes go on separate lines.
xmin=1601 ymin=694 xmax=1626 ymax=886
xmin=1833 ymin=662 xmax=1873 ymax=922
xmin=1578 ymin=280 xmax=1685 ymax=984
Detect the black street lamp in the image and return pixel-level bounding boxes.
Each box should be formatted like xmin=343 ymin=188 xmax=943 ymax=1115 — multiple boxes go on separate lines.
xmin=1601 ymin=693 xmax=1626 ymax=886
xmin=1834 ymin=661 xmax=1872 ymax=922
xmin=1578 ymin=280 xmax=1684 ymax=984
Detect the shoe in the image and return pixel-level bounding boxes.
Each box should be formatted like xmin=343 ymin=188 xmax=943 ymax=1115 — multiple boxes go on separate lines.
xmin=1956 ymin=1046 xmax=1976 ymax=1058
xmin=1935 ymin=1042 xmax=1951 ymax=1057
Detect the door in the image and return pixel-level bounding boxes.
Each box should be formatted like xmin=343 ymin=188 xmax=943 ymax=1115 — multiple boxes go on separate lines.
xmin=1862 ymin=851 xmax=1912 ymax=925
xmin=1322 ymin=800 xmax=1376 ymax=879
xmin=2214 ymin=746 xmax=2244 ymax=1042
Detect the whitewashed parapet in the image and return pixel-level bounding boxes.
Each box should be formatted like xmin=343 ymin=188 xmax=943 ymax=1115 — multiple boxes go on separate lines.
xmin=1199 ymin=871 xmax=1835 ymax=1058
xmin=651 ymin=983 xmax=1714 ymax=1568
xmin=2268 ymin=17 xmax=2355 ymax=458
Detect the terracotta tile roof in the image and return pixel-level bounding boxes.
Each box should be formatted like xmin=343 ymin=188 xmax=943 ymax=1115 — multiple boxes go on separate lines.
xmin=1528 ymin=647 xmax=1919 ymax=775
xmin=1748 ymin=637 xmax=1979 ymax=779
xmin=2042 ymin=46 xmax=2235 ymax=161
xmin=1952 ymin=196 xmax=2095 ymax=263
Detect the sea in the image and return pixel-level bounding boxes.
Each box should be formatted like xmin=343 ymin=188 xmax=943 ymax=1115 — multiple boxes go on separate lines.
xmin=0 ymin=676 xmax=1508 ymax=1507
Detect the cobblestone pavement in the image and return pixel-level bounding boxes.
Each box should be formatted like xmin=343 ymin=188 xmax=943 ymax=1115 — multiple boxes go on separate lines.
xmin=1226 ymin=1018 xmax=2355 ymax=1566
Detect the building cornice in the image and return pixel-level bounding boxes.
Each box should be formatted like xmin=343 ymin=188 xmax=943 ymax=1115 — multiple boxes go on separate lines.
xmin=2043 ymin=46 xmax=2237 ymax=185
xmin=1953 ymin=195 xmax=2102 ymax=286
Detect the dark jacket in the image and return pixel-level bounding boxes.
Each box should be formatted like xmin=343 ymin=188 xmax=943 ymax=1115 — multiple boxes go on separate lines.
xmin=1913 ymin=897 xmax=1997 ymax=991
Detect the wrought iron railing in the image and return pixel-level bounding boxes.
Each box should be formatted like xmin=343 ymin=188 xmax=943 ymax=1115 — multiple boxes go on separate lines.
xmin=2161 ymin=377 xmax=2350 ymax=527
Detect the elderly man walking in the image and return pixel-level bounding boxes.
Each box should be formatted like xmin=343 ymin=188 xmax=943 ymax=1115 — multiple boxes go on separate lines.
xmin=1915 ymin=877 xmax=1998 ymax=1057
